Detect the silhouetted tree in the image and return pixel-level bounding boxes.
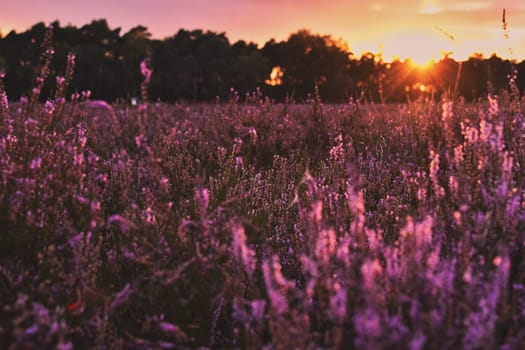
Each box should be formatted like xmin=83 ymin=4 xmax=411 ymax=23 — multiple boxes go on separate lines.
xmin=459 ymin=54 xmax=489 ymax=99
xmin=230 ymin=40 xmax=268 ymax=94
xmin=262 ymin=30 xmax=353 ymax=101
xmin=486 ymin=54 xmax=513 ymax=94
xmin=0 ymin=20 xmax=523 ymax=103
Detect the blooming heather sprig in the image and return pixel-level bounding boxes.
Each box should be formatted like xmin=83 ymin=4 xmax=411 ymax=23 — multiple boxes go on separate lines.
xmin=492 ymin=123 xmax=504 ymax=153
xmin=314 ymin=228 xmax=336 ymax=265
xmin=336 ymin=234 xmax=352 ymax=267
xmin=262 ymin=263 xmax=288 ymax=314
xmin=480 ymin=119 xmax=504 ymax=153
xmin=449 ymin=175 xmax=459 ymax=201
xmin=249 ymin=299 xmax=266 ymax=323
xmin=501 ymin=151 xmax=513 ymax=184
xmin=442 ymin=99 xmax=455 ymax=147
xmin=39 ymin=24 xmax=54 ymax=59
xmin=41 ymin=99 xmax=56 ymax=126
xmin=429 ymin=150 xmax=445 ymax=199
xmin=195 ymin=187 xmax=210 ymax=219
xmin=55 ymin=53 xmax=76 ymax=101
xmin=0 ymin=72 xmax=8 ymax=121
xmin=494 ymin=151 xmax=514 ymax=202
xmin=461 ymin=121 xmax=479 ymax=144
xmin=143 ymin=207 xmax=157 ymax=225
xmin=28 ymin=25 xmax=55 ymax=114
xmin=502 ymin=9 xmax=520 ymax=103
xmin=329 ymin=280 xmax=347 ymax=322
xmin=365 ymin=227 xmax=382 ymax=251
xmin=247 ymin=126 xmax=258 ymax=143
xmin=43 ymin=100 xmax=55 ymax=115
xmin=442 ymin=99 xmax=453 ymax=122
xmin=479 ymin=119 xmax=492 ymax=144
xmin=29 ymin=49 xmax=54 ymax=109
xmin=300 ymin=255 xmax=319 ymax=299
xmin=346 ymin=185 xmax=366 ymax=246
xmin=360 ymin=258 xmax=383 ymax=292
xmin=453 ymin=144 xmax=464 ymax=169
xmin=231 ymin=221 xmax=257 ymax=278
xmin=262 ymin=256 xmax=294 ymax=314
xmin=353 ymin=308 xmax=382 ymax=346
xmin=488 ymin=94 xmax=499 ymax=120
xmin=463 ymin=254 xmax=510 ymax=349
xmin=399 ymin=216 xmax=434 ymax=249
xmin=329 ymin=134 xmax=345 ymax=164
xmin=108 ymin=283 xmax=134 ymax=312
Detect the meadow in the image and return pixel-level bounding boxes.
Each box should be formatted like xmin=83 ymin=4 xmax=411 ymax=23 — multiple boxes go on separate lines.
xmin=1 ymin=42 xmax=525 ymax=349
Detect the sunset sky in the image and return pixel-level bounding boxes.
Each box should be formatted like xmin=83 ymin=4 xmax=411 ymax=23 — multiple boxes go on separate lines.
xmin=1 ymin=0 xmax=525 ymax=63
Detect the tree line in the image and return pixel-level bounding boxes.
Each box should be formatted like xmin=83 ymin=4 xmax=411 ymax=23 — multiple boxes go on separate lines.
xmin=0 ymin=19 xmax=524 ymax=103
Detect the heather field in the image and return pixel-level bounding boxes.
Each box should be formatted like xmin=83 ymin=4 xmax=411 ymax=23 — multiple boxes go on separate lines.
xmin=1 ymin=42 xmax=525 ymax=350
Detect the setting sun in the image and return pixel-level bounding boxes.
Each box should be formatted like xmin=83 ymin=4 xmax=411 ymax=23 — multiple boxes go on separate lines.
xmin=379 ymin=28 xmax=455 ymax=64
xmin=408 ymin=58 xmax=436 ymax=71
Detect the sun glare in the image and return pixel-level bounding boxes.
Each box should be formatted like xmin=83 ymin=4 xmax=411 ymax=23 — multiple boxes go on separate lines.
xmin=408 ymin=58 xmax=435 ymax=71
xmin=380 ymin=29 xmax=453 ymax=67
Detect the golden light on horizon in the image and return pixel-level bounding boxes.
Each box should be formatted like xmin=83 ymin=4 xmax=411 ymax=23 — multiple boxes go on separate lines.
xmin=378 ymin=28 xmax=454 ymax=65
xmin=0 ymin=24 xmax=16 ymax=37
xmin=408 ymin=58 xmax=436 ymax=71
xmin=266 ymin=66 xmax=284 ymax=86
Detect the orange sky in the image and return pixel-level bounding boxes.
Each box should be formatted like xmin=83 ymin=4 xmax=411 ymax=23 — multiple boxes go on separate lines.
xmin=1 ymin=0 xmax=524 ymax=62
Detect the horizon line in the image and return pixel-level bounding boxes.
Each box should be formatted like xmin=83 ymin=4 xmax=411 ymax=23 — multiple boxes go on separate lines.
xmin=1 ymin=18 xmax=524 ymax=63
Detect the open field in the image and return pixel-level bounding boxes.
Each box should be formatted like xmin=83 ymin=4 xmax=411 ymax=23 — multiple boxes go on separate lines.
xmin=0 ymin=87 xmax=524 ymax=348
